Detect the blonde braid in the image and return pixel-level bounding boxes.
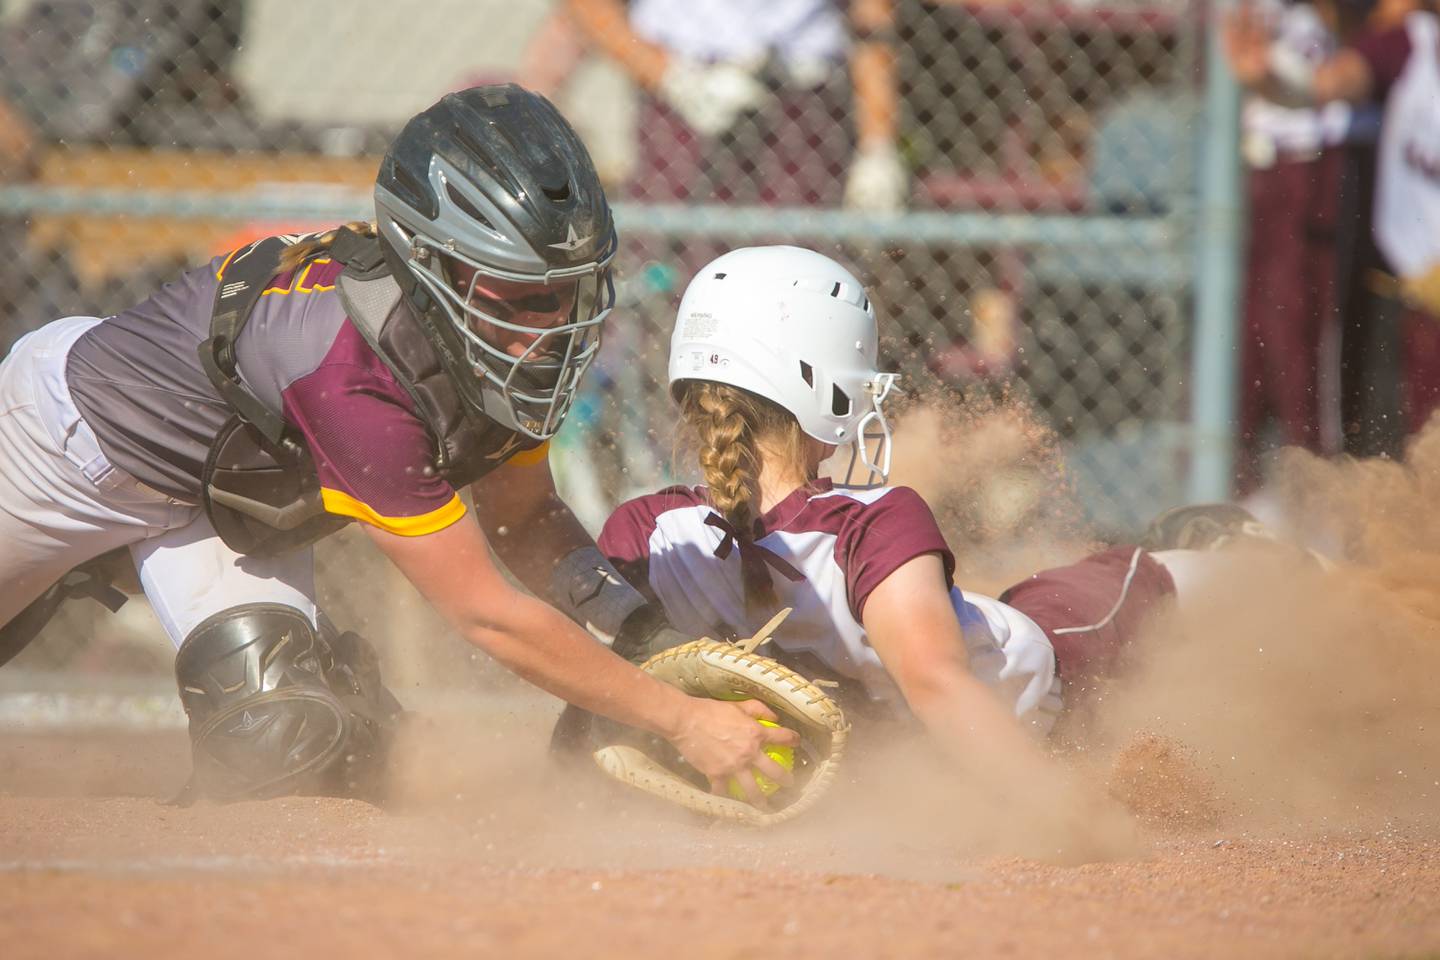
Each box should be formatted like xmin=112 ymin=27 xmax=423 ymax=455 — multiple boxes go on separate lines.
xmin=687 ymin=382 xmax=761 ymax=536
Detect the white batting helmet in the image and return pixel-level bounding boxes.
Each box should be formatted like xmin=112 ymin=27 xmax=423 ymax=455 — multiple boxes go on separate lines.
xmin=668 ymin=245 xmax=898 ymax=487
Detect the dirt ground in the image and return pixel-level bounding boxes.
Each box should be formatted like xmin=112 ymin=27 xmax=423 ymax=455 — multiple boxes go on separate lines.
xmin=2 ymin=717 xmax=1439 ymax=960
xmin=7 ymin=415 xmax=1440 ymax=958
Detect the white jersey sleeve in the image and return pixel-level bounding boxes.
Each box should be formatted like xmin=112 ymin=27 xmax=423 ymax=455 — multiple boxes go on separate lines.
xmin=599 ymin=481 xmax=1060 ymax=731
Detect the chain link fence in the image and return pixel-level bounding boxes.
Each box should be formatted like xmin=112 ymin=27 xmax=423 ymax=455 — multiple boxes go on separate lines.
xmin=0 ymin=0 xmax=1232 ymax=675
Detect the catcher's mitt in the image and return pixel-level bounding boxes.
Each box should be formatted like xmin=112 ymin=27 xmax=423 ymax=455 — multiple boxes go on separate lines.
xmin=592 ymin=609 xmax=850 ymax=827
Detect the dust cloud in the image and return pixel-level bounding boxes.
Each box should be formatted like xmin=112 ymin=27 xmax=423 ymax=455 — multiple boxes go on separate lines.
xmin=884 ymin=387 xmax=1096 ymax=593
xmin=10 ymin=394 xmax=1439 ymax=883
xmin=1092 ymin=421 xmax=1440 ymax=833
xmin=346 ymin=397 xmax=1440 ymax=877
xmin=376 ymin=700 xmax=1142 ymax=881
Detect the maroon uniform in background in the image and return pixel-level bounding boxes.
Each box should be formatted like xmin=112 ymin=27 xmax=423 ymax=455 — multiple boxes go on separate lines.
xmin=1352 ymin=16 xmax=1440 ymax=435
xmin=1238 ymin=149 xmax=1345 ymax=488
xmin=1236 ymin=1 xmax=1347 ymax=492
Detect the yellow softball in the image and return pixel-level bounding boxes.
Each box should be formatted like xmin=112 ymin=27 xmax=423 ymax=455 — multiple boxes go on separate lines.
xmin=727 ymin=718 xmax=795 ymax=801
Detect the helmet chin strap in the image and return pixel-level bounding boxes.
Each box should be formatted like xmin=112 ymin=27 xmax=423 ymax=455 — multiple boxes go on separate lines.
xmin=836 ymin=373 xmax=898 ymax=489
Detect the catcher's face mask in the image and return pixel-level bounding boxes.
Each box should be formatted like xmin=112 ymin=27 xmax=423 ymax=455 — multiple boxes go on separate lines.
xmin=408 ymin=240 xmax=613 ymax=439
xmin=372 ymin=86 xmax=619 ymax=441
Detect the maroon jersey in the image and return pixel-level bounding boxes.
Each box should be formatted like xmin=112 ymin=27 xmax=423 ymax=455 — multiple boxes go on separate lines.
xmin=1353 ymin=20 xmax=1415 ymax=99
xmin=598 ymin=480 xmax=1061 ymax=725
xmin=65 ymin=245 xmax=545 ymax=535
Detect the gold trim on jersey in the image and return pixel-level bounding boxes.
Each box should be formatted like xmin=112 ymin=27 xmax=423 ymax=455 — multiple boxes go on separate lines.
xmin=503 ymin=438 xmax=551 ymax=467
xmin=320 ymin=487 xmax=466 ymax=536
xmin=259 ymin=258 xmax=336 ymax=297
xmin=214 ymin=246 xmax=240 ymax=280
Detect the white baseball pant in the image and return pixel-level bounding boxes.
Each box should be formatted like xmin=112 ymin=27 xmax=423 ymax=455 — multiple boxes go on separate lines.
xmin=0 ymin=315 xmax=316 ymax=647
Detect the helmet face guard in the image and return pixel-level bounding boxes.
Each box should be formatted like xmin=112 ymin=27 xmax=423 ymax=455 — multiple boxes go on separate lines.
xmin=374 ymin=84 xmax=618 ymax=441
xmin=402 ymin=224 xmax=615 ymax=440
xmin=839 ymin=372 xmax=899 ymax=489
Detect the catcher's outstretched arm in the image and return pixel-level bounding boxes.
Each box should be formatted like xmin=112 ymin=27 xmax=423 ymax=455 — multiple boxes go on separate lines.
xmin=469 ymin=448 xmax=680 ymax=659
xmin=470 ymin=452 xmax=595 ymax=595
xmin=362 ymin=517 xmax=795 ymax=782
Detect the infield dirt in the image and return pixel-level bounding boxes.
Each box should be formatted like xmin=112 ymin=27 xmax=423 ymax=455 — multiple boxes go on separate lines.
xmin=4 ymin=406 xmax=1440 ymax=957
xmin=2 ymin=717 xmax=1439 ymax=960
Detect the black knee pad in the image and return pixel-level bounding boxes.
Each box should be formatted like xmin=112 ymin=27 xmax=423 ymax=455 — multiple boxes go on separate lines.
xmin=175 ymin=604 xmax=402 ymax=802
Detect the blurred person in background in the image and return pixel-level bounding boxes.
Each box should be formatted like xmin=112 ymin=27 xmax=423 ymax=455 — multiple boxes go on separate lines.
xmin=1233 ymin=0 xmax=1351 ymax=493
xmin=1227 ymin=0 xmax=1440 ymax=447
xmin=563 ymin=0 xmax=905 ymax=212
xmin=0 ymin=1 xmax=260 ymax=355
xmin=518 ymin=0 xmax=904 ymax=510
xmin=0 ymin=85 xmax=795 ymax=805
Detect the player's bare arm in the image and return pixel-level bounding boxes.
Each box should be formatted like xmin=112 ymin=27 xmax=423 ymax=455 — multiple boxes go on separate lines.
xmin=849 ymin=0 xmax=898 ymax=149
xmin=862 ymin=550 xmax=1135 ymax=856
xmin=470 ymin=450 xmax=596 ymax=596
xmin=566 ymin=0 xmax=668 ymax=89
xmin=862 ymin=554 xmax=1067 ymax=782
xmin=364 ymin=516 xmax=794 ymax=782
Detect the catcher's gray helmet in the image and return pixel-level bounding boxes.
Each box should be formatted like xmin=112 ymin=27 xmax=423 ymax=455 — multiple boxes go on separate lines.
xmin=374 ymin=84 xmax=617 ymax=439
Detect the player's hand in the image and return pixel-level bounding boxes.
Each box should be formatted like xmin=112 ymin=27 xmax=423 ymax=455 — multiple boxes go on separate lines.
xmin=1222 ymin=3 xmax=1272 ymax=88
xmin=659 ymin=57 xmax=770 ymax=138
xmin=844 ymin=141 xmax=907 ymax=213
xmin=668 ymin=696 xmax=798 ymax=801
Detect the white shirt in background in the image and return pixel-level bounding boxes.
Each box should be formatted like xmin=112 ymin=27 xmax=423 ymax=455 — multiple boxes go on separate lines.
xmin=629 ymin=0 xmax=847 ymax=66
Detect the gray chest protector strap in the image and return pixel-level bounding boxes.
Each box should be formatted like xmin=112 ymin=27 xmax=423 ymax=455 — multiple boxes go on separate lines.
xmin=327 ymin=227 xmax=535 ymax=484
xmin=196 ymin=230 xmax=530 ymax=557
xmin=197 ymin=236 xmax=347 ymax=557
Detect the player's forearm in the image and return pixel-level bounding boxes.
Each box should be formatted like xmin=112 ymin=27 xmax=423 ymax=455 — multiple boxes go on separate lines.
xmin=902 ymin=666 xmax=1060 ymax=784
xmin=850 ymin=41 xmax=897 ymax=148
xmin=460 ymin=590 xmax=687 ymax=737
xmin=486 ymin=488 xmax=596 ymax=597
xmin=477 ymin=474 xmax=656 ymax=654
xmin=519 ymin=10 xmax=590 ymax=98
xmin=566 ymin=0 xmax=669 ymax=90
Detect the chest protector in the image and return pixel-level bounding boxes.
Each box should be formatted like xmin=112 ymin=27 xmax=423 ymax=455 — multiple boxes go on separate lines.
xmin=198 ymin=228 xmax=540 ymax=557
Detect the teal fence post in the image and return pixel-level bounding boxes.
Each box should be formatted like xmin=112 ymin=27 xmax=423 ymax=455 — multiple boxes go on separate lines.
xmin=1189 ymin=0 xmax=1245 ymax=502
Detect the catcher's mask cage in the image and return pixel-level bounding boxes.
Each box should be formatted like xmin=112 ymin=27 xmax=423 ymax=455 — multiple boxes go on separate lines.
xmin=668 ymin=245 xmax=898 ymax=488
xmin=375 ymin=84 xmax=618 ymax=440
